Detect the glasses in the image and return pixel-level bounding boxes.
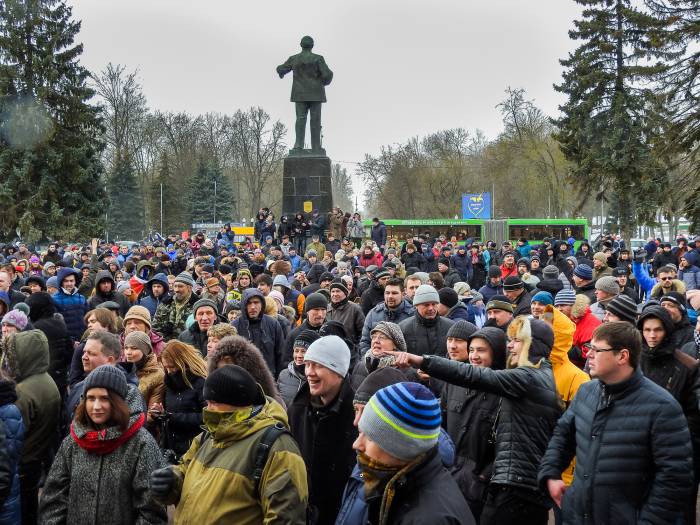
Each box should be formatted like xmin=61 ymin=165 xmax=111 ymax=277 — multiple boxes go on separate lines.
xmin=659 ymin=277 xmax=673 ymax=281
xmin=586 ymin=344 xmax=617 ymax=354
xmin=371 ymin=333 xmax=389 ymax=342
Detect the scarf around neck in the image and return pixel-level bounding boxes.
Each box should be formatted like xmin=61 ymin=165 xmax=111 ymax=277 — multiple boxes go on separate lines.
xmin=71 ymin=413 xmax=145 ymax=455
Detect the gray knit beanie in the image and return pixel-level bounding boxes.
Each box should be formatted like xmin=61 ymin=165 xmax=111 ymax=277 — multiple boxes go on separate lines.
xmin=412 ymin=284 xmax=439 ymax=306
xmin=446 ymin=320 xmax=478 ymax=341
xmin=193 ymin=298 xmax=218 ymax=314
xmin=304 ymin=335 xmax=351 ymax=377
xmin=174 ymin=272 xmax=195 ymax=287
xmin=83 ymin=364 xmax=128 ymax=399
xmin=124 ymin=330 xmax=153 ymax=356
xmin=595 ymin=276 xmax=620 ymax=296
xmin=370 ymin=321 xmax=407 ymax=352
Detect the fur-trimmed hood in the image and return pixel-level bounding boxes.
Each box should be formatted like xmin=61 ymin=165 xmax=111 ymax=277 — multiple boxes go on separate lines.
xmin=507 ymin=315 xmax=554 ymax=367
xmin=571 ymin=294 xmax=590 ymax=320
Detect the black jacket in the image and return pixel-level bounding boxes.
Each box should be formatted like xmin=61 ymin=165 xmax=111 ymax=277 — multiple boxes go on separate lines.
xmin=422 ymin=356 xmax=560 ymax=498
xmin=365 ymin=446 xmax=475 ymax=525
xmin=510 ymin=289 xmax=533 ymax=317
xmin=177 ymin=322 xmax=215 ymax=358
xmin=25 ymin=292 xmax=72 ymax=394
xmin=539 ymin=369 xmax=693 ymax=524
xmin=360 ymin=282 xmax=384 ymax=315
xmin=160 ymin=371 xmax=205 ymax=459
xmin=442 ymin=381 xmax=500 ymax=506
xmin=399 ymin=314 xmax=454 ymax=357
xmin=87 ymin=270 xmax=131 ymax=317
xmin=282 ymin=319 xmax=323 ymax=368
xmin=232 ymin=289 xmax=285 ymax=377
xmin=287 ymin=377 xmax=357 ymax=525
xmin=575 ymin=281 xmax=596 ymax=303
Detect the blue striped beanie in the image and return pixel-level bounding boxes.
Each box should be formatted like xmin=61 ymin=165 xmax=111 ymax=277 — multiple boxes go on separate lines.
xmin=358 ymin=382 xmax=441 ymax=461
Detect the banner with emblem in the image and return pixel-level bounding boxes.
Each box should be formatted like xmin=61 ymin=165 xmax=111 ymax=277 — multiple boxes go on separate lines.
xmin=461 ymin=193 xmax=491 ymax=219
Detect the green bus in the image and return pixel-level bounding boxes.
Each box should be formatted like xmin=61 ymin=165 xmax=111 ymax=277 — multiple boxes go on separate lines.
xmin=363 ymin=218 xmax=589 ymax=248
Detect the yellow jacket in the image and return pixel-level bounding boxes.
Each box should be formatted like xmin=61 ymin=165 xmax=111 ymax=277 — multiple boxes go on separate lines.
xmin=162 ymin=398 xmax=308 ymax=525
xmin=544 ymin=305 xmax=590 ymax=485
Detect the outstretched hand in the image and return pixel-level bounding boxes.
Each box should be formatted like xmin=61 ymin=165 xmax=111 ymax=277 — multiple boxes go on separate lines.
xmin=382 ymin=350 xmax=424 ymax=369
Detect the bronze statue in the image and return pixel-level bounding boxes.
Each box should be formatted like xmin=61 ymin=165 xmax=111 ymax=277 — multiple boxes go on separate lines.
xmin=277 ymin=36 xmax=333 ymax=155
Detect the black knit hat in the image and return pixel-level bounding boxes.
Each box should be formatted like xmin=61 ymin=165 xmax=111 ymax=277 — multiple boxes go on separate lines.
xmin=488 ymin=266 xmax=501 ymax=278
xmin=659 ymin=292 xmax=687 ymax=313
xmin=293 ymin=329 xmax=320 ymax=349
xmin=329 ymin=280 xmax=348 ymax=296
xmin=83 ymin=365 xmax=128 ymax=400
xmin=203 ymin=365 xmax=265 ymax=406
xmin=446 ymin=320 xmax=478 ymax=341
xmin=319 ymin=272 xmax=334 ymax=283
xmin=438 ymin=256 xmax=451 ymax=267
xmin=305 ymin=292 xmax=329 ymax=312
xmin=605 ymin=295 xmax=638 ymax=324
xmin=502 ymin=276 xmax=524 ymax=291
xmin=438 ymin=287 xmax=459 ymax=308
xmin=353 ymin=367 xmax=407 ymax=405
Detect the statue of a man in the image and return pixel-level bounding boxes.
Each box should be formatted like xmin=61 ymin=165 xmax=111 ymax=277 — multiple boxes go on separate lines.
xmin=277 ymin=36 xmax=333 ymax=154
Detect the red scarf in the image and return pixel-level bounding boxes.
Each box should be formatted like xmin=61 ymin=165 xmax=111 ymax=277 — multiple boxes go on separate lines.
xmin=70 ymin=413 xmax=145 ymax=455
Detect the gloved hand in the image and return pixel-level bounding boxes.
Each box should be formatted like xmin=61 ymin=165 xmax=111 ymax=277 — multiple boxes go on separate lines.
xmin=150 ymin=467 xmax=175 ymax=498
xmin=633 ymin=249 xmax=646 ymax=264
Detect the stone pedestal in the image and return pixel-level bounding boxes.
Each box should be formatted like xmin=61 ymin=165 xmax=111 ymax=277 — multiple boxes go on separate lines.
xmin=282 ymin=155 xmax=332 ymax=217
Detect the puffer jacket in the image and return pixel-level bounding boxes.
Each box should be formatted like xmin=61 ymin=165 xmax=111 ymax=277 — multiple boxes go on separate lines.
xmin=358 ymin=299 xmax=415 ymax=356
xmin=1 ymin=330 xmax=61 ymax=466
xmin=87 ymin=270 xmax=131 ymax=316
xmin=39 ymin=385 xmax=167 ymax=524
xmin=399 ymin=313 xmax=454 ymax=357
xmin=157 ymin=398 xmax=308 ymax=525
xmin=52 ymin=267 xmax=89 ymax=342
xmin=25 ymin=291 xmax=72 ymax=394
xmin=538 ymin=369 xmax=693 ymax=524
xmin=277 ymin=362 xmax=306 ymax=408
xmin=421 ymin=355 xmax=560 ymax=498
xmin=0 ymin=380 xmax=24 ymax=525
xmin=442 ymin=268 xmax=462 ymax=288
xmin=639 ymin=306 xmax=700 ymax=476
xmin=178 ymin=322 xmax=212 ymax=358
xmin=288 ymin=377 xmax=357 ymax=525
xmin=233 ymin=288 xmax=285 ymax=377
xmin=679 ymin=251 xmax=700 ymax=291
xmin=160 ymin=371 xmax=205 ymax=459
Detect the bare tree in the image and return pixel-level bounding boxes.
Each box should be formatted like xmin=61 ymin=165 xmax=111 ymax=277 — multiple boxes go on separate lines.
xmin=331 ymin=163 xmax=354 ymax=211
xmin=227 ymin=107 xmax=286 ymax=217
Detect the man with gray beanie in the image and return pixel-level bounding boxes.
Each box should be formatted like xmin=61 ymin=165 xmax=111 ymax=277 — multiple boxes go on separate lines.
xmin=353 ymin=383 xmax=474 ymax=524
xmin=590 ymin=275 xmax=620 ymax=321
xmin=152 ymin=271 xmax=198 ymax=341
xmin=399 ymin=284 xmax=454 ymax=357
xmin=178 ymin=298 xmax=221 ymax=357
xmin=287 ymin=335 xmax=357 ymax=524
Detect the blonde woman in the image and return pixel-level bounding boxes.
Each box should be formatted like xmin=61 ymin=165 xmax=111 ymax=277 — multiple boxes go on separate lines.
xmin=151 ymin=341 xmax=208 ymax=459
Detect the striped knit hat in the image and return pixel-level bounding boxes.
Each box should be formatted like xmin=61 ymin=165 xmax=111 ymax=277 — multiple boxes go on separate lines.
xmin=554 ymin=289 xmax=576 ymax=306
xmin=358 ymin=382 xmax=441 ymax=461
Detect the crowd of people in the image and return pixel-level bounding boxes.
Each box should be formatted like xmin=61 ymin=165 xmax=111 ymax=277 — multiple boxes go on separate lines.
xmin=0 ymin=207 xmax=699 ymax=525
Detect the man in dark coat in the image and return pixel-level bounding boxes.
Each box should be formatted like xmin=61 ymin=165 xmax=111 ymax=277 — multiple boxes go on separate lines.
xmin=399 ymin=285 xmax=454 ymax=357
xmin=502 ymin=275 xmax=532 ymax=317
xmin=87 ymin=270 xmax=131 ymax=317
xmin=178 ymin=298 xmax=221 ymax=357
xmin=287 ymin=336 xmax=356 ymax=524
xmin=283 ymin=292 xmax=328 ymax=367
xmin=354 ymin=382 xmax=475 ymax=525
xmin=370 ymin=218 xmax=387 ymax=251
xmin=637 ymin=306 xmax=700 ymax=522
xmin=539 ymin=321 xmax=693 ymax=524
xmin=232 ymin=288 xmax=285 ymax=377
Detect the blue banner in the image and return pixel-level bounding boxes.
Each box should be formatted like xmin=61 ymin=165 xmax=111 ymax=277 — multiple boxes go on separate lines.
xmin=462 ymin=193 xmax=491 ymax=219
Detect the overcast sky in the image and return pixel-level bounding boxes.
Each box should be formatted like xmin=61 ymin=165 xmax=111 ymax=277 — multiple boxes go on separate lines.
xmin=71 ymin=0 xmax=582 ymax=196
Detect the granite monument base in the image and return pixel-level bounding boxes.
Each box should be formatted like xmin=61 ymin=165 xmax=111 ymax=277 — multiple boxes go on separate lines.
xmin=282 ymin=154 xmax=332 ymax=217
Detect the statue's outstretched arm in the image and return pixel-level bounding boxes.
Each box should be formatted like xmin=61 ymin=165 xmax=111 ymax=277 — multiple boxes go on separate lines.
xmin=276 ymin=58 xmax=293 ymax=78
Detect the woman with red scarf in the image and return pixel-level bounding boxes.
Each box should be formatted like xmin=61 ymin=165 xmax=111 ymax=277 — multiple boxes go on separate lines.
xmin=39 ymin=365 xmax=167 ymax=524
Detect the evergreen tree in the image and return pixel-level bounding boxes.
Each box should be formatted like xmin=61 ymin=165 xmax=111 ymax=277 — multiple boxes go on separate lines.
xmin=106 ymin=153 xmax=143 ymax=240
xmin=149 ymin=152 xmax=183 ymax=235
xmin=553 ymin=0 xmax=671 ymax=240
xmin=0 ymin=0 xmax=106 ymax=242
xmin=187 ymin=158 xmax=233 ymax=224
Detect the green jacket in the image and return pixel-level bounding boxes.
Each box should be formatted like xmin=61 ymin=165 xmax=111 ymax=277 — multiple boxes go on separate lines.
xmin=152 ymin=293 xmax=197 ymax=341
xmin=1 ymin=330 xmax=61 ymax=465
xmin=159 ymin=398 xmax=308 ymax=525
